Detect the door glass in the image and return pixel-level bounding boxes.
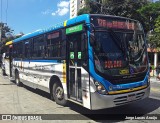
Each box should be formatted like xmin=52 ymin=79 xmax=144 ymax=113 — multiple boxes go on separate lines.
xmin=69 ymin=68 xmax=76 ymax=97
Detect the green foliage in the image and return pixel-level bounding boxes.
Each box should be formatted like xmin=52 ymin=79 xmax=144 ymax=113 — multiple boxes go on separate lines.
xmin=148 ymin=16 xmax=160 ymax=50
xmin=155 ymin=16 xmax=160 ymax=33
xmin=0 ymin=22 xmax=13 ymax=39
xmin=137 ymin=1 xmax=160 ymax=33
xmin=78 ymin=7 xmax=91 ymax=15
xmin=78 ymin=0 xmax=160 ymax=49
xmin=78 ymin=0 xmax=148 ymax=16
xmin=77 ymin=0 xmax=101 ymax=15
xmin=149 ymin=33 xmax=160 ymax=48
xmin=78 ymin=0 xmax=148 ymax=31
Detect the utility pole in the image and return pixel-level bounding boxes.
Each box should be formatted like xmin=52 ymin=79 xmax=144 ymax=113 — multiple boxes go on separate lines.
xmin=0 ymin=22 xmax=2 ymax=43
xmin=0 ymin=23 xmax=2 ymax=55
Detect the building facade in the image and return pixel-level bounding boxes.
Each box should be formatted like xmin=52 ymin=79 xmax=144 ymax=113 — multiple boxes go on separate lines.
xmin=70 ymin=0 xmax=85 ymax=18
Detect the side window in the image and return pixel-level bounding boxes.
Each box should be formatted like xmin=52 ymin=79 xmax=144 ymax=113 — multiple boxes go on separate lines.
xmin=61 ymin=29 xmax=66 ymax=58
xmin=46 ymin=30 xmax=66 ymax=59
xmin=33 ymin=35 xmax=46 ymax=58
xmin=13 ymin=42 xmax=23 ymax=58
xmin=13 ymin=44 xmax=17 ymax=58
xmin=24 ymin=40 xmax=30 ymax=59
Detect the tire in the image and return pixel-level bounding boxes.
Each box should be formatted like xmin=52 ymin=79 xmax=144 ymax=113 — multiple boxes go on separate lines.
xmin=15 ymin=72 xmax=21 ymax=86
xmin=52 ymin=82 xmax=68 ymax=106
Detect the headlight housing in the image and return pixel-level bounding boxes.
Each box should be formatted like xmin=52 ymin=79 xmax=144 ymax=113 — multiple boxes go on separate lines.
xmin=94 ymin=81 xmax=108 ymax=95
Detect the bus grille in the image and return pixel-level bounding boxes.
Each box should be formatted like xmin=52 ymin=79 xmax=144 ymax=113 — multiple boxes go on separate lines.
xmin=111 ymin=76 xmax=144 ymax=85
xmin=113 ymin=92 xmax=145 ymax=106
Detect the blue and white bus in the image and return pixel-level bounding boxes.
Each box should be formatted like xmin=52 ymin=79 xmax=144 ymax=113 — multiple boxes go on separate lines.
xmin=9 ymin=14 xmax=150 ymax=110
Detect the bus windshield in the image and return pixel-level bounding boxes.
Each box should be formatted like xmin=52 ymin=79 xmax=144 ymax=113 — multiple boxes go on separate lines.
xmin=92 ymin=30 xmax=148 ymax=77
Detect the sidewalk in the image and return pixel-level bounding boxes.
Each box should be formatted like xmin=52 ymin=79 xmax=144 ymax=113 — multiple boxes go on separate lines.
xmin=150 ymin=76 xmax=160 ymax=82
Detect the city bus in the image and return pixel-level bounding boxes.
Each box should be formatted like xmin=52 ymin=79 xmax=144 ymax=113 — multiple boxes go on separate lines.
xmin=1 ymin=41 xmax=13 ymax=76
xmin=9 ymin=14 xmax=150 ymax=110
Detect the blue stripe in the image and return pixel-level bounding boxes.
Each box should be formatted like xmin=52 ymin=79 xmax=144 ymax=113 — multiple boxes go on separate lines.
xmin=13 ymin=59 xmax=60 ymax=63
xmin=66 ymin=14 xmax=90 ymax=26
xmin=13 ymin=23 xmax=64 ymax=43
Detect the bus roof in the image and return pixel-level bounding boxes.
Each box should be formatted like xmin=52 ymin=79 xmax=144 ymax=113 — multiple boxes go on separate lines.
xmin=90 ymin=14 xmax=139 ymax=22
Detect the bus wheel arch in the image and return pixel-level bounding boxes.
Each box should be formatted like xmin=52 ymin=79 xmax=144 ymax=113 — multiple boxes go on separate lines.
xmin=49 ymin=76 xmax=67 ymax=106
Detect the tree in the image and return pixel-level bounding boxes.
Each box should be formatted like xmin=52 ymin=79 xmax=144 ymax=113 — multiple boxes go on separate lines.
xmin=77 ymin=0 xmax=98 ymax=15
xmin=0 ymin=22 xmax=14 ymax=54
xmin=0 ymin=22 xmax=14 ymax=43
xmin=148 ymin=15 xmax=160 ymax=50
xmin=137 ymin=1 xmax=160 ymax=33
xmin=155 ymin=16 xmax=160 ymax=33
xmin=78 ymin=0 xmax=148 ymax=15
xmin=137 ymin=1 xmax=160 ymax=50
xmin=78 ymin=6 xmax=91 ymax=15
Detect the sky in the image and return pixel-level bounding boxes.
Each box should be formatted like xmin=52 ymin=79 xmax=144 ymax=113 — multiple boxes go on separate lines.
xmin=1 ymin=0 xmax=70 ymax=35
xmin=0 ymin=0 xmax=159 ymax=35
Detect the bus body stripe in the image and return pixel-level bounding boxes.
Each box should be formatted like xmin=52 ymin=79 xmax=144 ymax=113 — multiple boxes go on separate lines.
xmin=108 ymin=85 xmax=147 ymax=95
xmin=64 ymin=20 xmax=67 ymax=27
xmin=13 ymin=60 xmax=60 ymax=63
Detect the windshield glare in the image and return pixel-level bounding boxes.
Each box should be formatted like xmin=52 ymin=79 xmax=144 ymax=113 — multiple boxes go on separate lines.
xmin=93 ymin=31 xmax=147 ymax=77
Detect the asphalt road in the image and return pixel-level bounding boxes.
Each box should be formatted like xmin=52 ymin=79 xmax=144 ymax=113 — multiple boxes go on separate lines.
xmin=0 ymin=72 xmax=160 ymax=123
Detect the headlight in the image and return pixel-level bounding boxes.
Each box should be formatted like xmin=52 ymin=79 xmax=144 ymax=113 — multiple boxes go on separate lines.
xmin=94 ymin=81 xmax=108 ymax=95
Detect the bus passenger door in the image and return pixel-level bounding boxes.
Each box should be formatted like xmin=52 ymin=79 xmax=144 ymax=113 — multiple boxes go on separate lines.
xmin=67 ymin=33 xmax=83 ymax=102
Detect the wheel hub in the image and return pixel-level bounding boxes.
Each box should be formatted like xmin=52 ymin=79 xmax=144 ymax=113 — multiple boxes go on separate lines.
xmin=55 ymin=87 xmax=63 ymax=100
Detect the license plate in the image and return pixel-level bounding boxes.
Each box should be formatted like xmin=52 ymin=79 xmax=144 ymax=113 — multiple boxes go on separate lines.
xmin=127 ymin=95 xmax=136 ymax=101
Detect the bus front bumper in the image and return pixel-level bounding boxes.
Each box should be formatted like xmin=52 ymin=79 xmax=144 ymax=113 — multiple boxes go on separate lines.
xmin=90 ymin=85 xmax=150 ymax=110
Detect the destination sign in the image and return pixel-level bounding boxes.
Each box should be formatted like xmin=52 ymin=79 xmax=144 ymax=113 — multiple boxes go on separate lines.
xmin=66 ymin=24 xmax=83 ymax=34
xmin=91 ymin=16 xmax=142 ymax=31
xmin=47 ymin=32 xmax=59 ymax=40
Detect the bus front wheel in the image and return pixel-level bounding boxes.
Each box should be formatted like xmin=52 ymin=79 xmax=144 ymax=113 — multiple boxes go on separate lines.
xmin=52 ymin=82 xmax=67 ymax=106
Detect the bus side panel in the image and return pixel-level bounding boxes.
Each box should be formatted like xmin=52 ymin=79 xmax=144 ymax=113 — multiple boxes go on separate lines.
xmin=81 ymin=68 xmax=91 ymax=109
xmin=22 ymin=61 xmax=55 ymax=91
xmin=22 ymin=61 xmax=36 ymax=88
xmin=13 ymin=60 xmax=67 ymax=95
